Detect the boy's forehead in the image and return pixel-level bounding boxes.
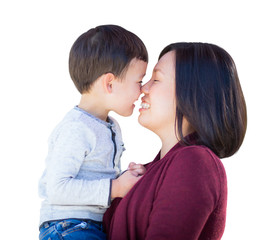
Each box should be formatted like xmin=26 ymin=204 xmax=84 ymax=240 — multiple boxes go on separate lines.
xmin=129 ymin=57 xmax=147 ymax=66
xmin=128 ymin=58 xmax=147 ymax=72
xmin=122 ymin=58 xmax=147 ymax=80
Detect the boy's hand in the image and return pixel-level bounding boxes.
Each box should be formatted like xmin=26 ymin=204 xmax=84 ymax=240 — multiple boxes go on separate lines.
xmin=127 ymin=162 xmax=146 ymax=177
xmin=111 ymin=171 xmax=142 ymax=199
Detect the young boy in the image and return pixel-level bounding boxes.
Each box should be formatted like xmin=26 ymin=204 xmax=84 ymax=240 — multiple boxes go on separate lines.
xmin=38 ymin=25 xmax=148 ymax=240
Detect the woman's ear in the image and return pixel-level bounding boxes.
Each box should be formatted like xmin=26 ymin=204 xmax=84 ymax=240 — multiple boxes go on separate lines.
xmin=102 ymin=73 xmax=115 ymax=94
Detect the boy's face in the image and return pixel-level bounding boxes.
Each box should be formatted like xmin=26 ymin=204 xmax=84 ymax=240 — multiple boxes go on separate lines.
xmin=112 ymin=58 xmax=147 ymax=116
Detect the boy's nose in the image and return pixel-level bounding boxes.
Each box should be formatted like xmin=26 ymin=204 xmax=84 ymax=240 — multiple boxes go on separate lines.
xmin=141 ymin=82 xmax=149 ymax=94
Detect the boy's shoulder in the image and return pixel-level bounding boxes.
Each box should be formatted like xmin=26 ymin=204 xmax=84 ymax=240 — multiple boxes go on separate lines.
xmin=49 ymin=108 xmax=94 ymax=139
xmin=55 ymin=108 xmax=86 ymax=129
xmin=50 ymin=108 xmax=123 ymax=141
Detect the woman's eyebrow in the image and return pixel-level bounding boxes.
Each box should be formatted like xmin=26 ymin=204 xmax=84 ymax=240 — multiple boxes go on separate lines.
xmin=153 ymin=68 xmax=164 ymax=75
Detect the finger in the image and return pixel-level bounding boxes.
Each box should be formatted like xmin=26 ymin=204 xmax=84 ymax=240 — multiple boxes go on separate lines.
xmin=129 ymin=170 xmax=139 ymax=177
xmin=128 ymin=162 xmax=136 ymax=169
xmin=133 ymin=165 xmax=146 ymax=173
xmin=130 ymin=168 xmax=145 ymax=175
xmin=129 ymin=164 xmax=144 ymax=170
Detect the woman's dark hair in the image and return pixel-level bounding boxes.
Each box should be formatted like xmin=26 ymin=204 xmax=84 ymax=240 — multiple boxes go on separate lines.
xmin=159 ymin=42 xmax=247 ymax=158
xmin=69 ymin=25 xmax=148 ymax=93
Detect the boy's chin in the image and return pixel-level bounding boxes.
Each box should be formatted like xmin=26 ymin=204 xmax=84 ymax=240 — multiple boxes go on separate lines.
xmin=115 ymin=109 xmax=133 ymax=117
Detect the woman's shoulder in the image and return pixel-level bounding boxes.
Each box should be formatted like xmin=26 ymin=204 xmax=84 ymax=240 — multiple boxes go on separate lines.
xmin=162 ymin=144 xmax=227 ymax=207
xmin=175 ymin=145 xmax=219 ymax=162
xmin=169 ymin=144 xmax=226 ymax=178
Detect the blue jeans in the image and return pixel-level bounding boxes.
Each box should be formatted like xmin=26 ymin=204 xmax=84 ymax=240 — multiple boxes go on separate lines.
xmin=39 ymin=219 xmax=107 ymax=240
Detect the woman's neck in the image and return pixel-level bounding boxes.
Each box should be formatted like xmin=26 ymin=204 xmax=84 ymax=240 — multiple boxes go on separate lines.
xmin=159 ymin=120 xmax=193 ymax=159
xmin=159 ymin=131 xmax=179 ymax=159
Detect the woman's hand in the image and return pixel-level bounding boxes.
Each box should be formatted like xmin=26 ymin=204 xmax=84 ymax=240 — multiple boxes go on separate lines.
xmin=127 ymin=162 xmax=146 ymax=177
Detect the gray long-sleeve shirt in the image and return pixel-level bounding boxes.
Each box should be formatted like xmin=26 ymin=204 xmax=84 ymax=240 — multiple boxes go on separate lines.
xmin=38 ymin=106 xmax=124 ymax=226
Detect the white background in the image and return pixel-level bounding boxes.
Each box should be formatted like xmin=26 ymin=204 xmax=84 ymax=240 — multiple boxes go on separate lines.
xmin=0 ymin=0 xmax=279 ymax=239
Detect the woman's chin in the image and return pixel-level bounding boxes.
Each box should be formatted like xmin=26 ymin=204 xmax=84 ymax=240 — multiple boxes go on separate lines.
xmin=138 ymin=114 xmax=149 ymax=128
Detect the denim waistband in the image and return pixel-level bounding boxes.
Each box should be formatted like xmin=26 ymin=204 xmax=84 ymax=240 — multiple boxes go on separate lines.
xmin=39 ymin=218 xmax=102 ymax=230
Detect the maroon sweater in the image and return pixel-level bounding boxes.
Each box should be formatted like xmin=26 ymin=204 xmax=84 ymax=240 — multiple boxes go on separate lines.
xmin=103 ymin=140 xmax=227 ymax=240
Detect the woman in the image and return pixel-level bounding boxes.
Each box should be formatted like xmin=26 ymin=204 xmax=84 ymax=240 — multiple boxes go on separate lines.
xmin=103 ymin=42 xmax=247 ymax=239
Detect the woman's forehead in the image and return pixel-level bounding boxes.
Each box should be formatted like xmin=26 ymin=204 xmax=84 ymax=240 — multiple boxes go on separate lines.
xmin=154 ymin=51 xmax=175 ymax=78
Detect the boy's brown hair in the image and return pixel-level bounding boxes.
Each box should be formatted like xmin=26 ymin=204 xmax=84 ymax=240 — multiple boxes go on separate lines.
xmin=69 ymin=25 xmax=148 ymax=94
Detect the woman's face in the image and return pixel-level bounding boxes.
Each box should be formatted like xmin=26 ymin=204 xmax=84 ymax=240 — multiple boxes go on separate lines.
xmin=138 ymin=51 xmax=177 ymax=136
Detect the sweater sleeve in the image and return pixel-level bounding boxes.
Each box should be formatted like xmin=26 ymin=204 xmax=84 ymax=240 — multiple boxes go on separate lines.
xmin=145 ymin=147 xmax=221 ymax=240
xmin=46 ymin=122 xmax=111 ymax=207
